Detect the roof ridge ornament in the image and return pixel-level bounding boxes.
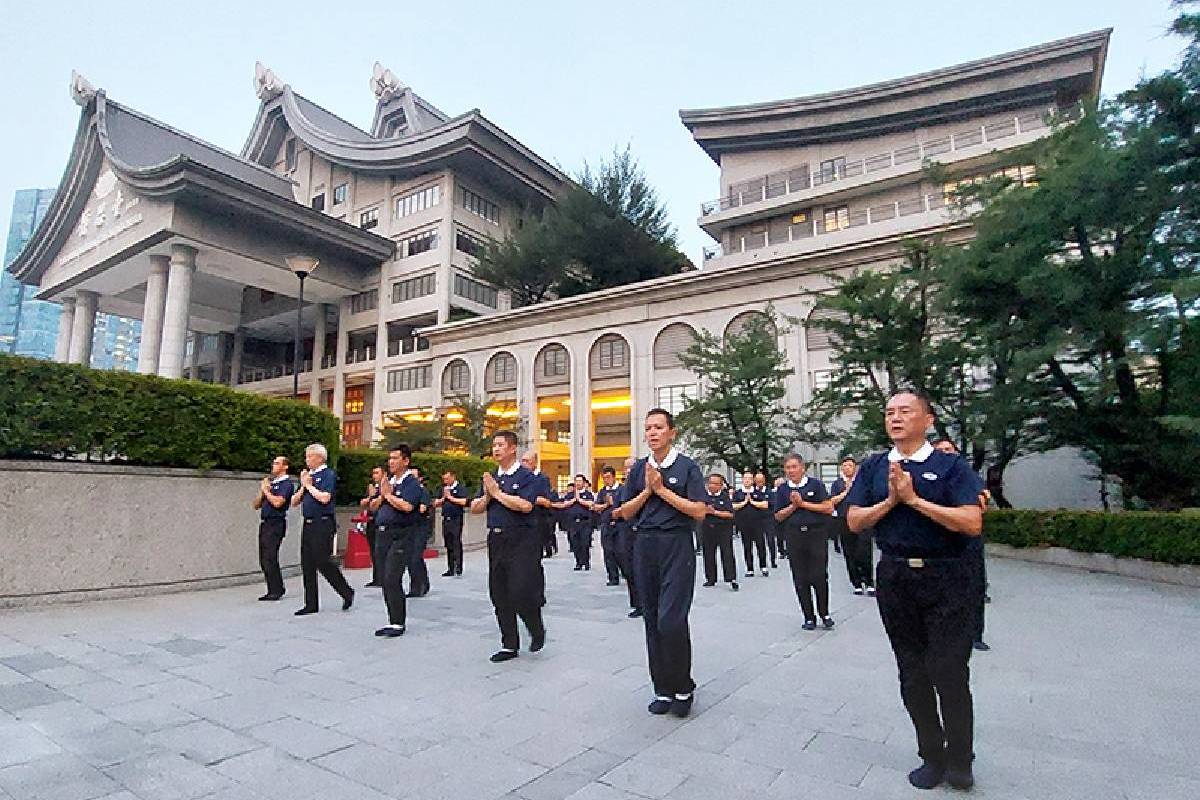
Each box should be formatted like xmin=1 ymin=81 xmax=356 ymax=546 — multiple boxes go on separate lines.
xmin=254 ymin=62 xmax=285 ymax=102
xmin=70 ymin=71 xmax=98 ymax=108
xmin=370 ymin=62 xmax=406 ymax=102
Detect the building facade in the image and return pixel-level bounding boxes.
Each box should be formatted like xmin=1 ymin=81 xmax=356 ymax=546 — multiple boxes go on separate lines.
xmin=8 ymin=34 xmax=1110 ymax=498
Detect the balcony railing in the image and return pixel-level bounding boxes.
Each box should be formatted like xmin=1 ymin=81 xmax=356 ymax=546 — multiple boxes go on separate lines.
xmin=700 ymin=111 xmax=1048 ymax=216
xmin=321 ymin=353 xmax=337 ymax=369
xmin=386 ymin=337 xmax=431 ymax=357
xmin=721 ymin=192 xmax=950 ymax=259
xmin=239 ymin=359 xmax=310 ymax=385
xmin=344 ymin=346 xmax=376 ymax=365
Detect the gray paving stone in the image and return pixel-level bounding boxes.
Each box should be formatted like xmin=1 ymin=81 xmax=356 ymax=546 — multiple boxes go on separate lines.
xmin=51 ymin=721 xmax=159 ymax=769
xmin=0 ymin=752 xmax=122 ymax=800
xmin=513 ymin=768 xmax=593 ymax=800
xmin=597 ymin=760 xmax=688 ymax=798
xmin=152 ymin=637 xmax=224 ymax=657
xmin=0 ymin=653 xmax=70 ymax=675
xmin=58 ymin=678 xmax=151 ymax=709
xmin=0 ymin=719 xmax=62 ymax=768
xmin=103 ymin=696 xmax=199 ymax=733
xmin=103 ymin=751 xmax=234 ymax=799
xmin=0 ymin=682 xmax=66 ymax=713
xmin=145 ymin=719 xmax=263 ymax=766
xmin=246 ymin=716 xmax=357 ymax=761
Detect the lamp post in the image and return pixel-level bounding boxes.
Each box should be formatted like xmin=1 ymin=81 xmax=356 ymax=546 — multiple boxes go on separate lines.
xmin=285 ymin=255 xmax=319 ymax=400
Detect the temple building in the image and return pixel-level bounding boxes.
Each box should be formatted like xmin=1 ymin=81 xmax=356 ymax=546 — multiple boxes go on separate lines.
xmin=8 ymin=31 xmax=1111 ymax=501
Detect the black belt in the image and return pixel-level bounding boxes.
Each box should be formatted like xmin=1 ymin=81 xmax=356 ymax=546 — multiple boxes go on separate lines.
xmin=882 ymin=554 xmax=964 ymax=568
xmin=303 ymin=515 xmax=334 ymax=522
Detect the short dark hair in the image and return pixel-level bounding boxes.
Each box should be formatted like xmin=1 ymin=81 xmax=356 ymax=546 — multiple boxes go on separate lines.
xmin=783 ymin=453 xmax=805 ymax=466
xmin=707 ymin=472 xmax=726 ymax=483
xmin=840 ymin=456 xmax=857 ymax=464
xmin=574 ymin=473 xmax=587 ymax=481
xmin=371 ymin=464 xmax=386 ymax=473
xmin=646 ymin=407 xmax=675 ymax=428
xmin=493 ymin=430 xmax=518 ymax=447
xmin=390 ymin=444 xmax=413 ymax=460
xmin=601 ymin=465 xmax=616 ymax=476
xmin=274 ymin=455 xmax=289 ymax=467
xmin=888 ymin=388 xmax=935 ymax=415
xmin=443 ymin=470 xmax=456 ymax=478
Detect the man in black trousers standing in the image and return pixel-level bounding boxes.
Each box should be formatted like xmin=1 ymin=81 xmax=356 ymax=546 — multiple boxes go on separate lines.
xmin=618 ymin=409 xmax=708 ymax=718
xmin=612 ymin=456 xmax=642 ymax=618
xmin=252 ymin=455 xmax=294 ymax=601
xmin=830 ymin=457 xmax=875 ymax=596
xmin=700 ymin=474 xmax=738 ymax=591
xmin=373 ymin=446 xmax=424 ymax=638
xmin=470 ymin=431 xmax=550 ymax=663
xmin=847 ymin=391 xmax=985 ymax=791
xmin=290 ymin=444 xmax=354 ymax=616
xmin=434 ymin=470 xmax=468 ymax=577
xmin=594 ymin=466 xmax=623 ymax=586
xmin=359 ymin=465 xmax=385 ymax=588
xmin=773 ymin=454 xmax=834 ymax=630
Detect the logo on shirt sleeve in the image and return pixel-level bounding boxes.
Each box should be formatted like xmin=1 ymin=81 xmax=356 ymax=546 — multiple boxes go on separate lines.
xmin=668 ymin=477 xmax=678 ymax=485
xmin=922 ymin=472 xmax=939 ymax=481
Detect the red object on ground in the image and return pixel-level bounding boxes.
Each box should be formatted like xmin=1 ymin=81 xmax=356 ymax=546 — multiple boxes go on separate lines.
xmin=344 ymin=529 xmax=373 ymax=569
xmin=423 ymin=548 xmax=439 ymax=560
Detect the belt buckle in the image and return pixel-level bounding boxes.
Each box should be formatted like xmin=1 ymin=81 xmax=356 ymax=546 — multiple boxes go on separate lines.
xmin=907 ymin=558 xmax=924 ymax=568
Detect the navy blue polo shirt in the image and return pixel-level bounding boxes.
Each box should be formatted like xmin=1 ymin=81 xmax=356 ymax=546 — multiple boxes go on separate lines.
xmin=732 ymin=488 xmax=755 ymax=526
xmin=844 ymin=444 xmax=984 ymax=558
xmin=375 ymin=472 xmax=424 ymax=528
xmin=624 ymin=450 xmax=707 ymax=533
xmin=829 ymin=476 xmax=852 ymax=518
xmin=702 ymin=490 xmax=734 ymax=533
xmin=477 ymin=464 xmax=548 ymax=530
xmin=301 ymin=466 xmax=337 ymax=519
xmin=562 ymin=489 xmax=595 ymax=522
xmin=441 ymin=482 xmax=467 ymax=521
xmin=596 ymin=484 xmax=621 ymax=527
xmin=749 ymin=486 xmax=772 ymax=520
xmin=261 ymin=475 xmax=295 ymax=521
xmin=530 ymin=472 xmax=555 ymax=521
xmin=772 ymin=477 xmax=830 ymax=533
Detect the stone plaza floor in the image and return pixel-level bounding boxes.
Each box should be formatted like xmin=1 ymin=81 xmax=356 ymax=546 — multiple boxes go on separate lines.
xmin=1 ymin=544 xmax=1197 ymax=800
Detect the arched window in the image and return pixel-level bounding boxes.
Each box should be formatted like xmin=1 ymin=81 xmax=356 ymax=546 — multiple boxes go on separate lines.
xmin=806 ymin=306 xmax=848 ymax=351
xmin=653 ymin=323 xmax=698 ymax=369
xmin=485 ymin=352 xmax=517 ymax=391
xmin=534 ymin=344 xmax=570 ymax=387
xmin=589 ymin=333 xmax=629 ymax=378
xmin=724 ymin=310 xmax=777 ymax=343
xmin=441 ymin=359 xmax=470 ymax=396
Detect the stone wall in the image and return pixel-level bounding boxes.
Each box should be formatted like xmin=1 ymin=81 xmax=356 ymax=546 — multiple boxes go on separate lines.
xmin=0 ymin=460 xmax=300 ymax=608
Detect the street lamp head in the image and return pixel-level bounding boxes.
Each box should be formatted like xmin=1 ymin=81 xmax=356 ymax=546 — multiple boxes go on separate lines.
xmin=285 ymin=255 xmax=319 ymax=278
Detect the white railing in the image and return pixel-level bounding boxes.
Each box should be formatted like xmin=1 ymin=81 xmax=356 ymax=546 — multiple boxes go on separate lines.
xmin=721 ymin=192 xmax=950 ymax=258
xmin=700 ymin=110 xmax=1048 ymax=216
xmin=345 ymin=345 xmax=376 ymax=365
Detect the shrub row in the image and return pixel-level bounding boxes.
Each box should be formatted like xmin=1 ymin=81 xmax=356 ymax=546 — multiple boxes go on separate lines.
xmin=0 ymin=353 xmax=340 ymax=472
xmin=984 ymin=509 xmax=1200 ymax=565
xmin=334 ymin=448 xmax=497 ymax=506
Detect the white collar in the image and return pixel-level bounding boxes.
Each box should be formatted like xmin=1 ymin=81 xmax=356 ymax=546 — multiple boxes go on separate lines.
xmin=497 ymin=461 xmax=520 ymax=477
xmin=786 ymin=475 xmax=810 ymax=489
xmin=708 ymin=491 xmax=722 ymax=498
xmin=648 ymin=448 xmax=679 ymax=469
xmin=311 ymin=464 xmax=328 ymax=474
xmin=270 ymin=474 xmax=290 ymax=484
xmin=448 ymin=481 xmax=459 ymax=490
xmin=533 ymin=468 xmax=541 ymax=475
xmin=888 ymin=442 xmax=934 ymax=463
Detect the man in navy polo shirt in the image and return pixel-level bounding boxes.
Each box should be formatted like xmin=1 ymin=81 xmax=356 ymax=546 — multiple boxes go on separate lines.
xmin=619 ymin=408 xmax=708 ymax=718
xmin=359 ymin=465 xmax=385 ymax=588
xmin=773 ymin=454 xmax=835 ymax=630
xmin=519 ymin=451 xmax=557 ymax=560
xmin=290 ymin=444 xmax=354 ymax=616
xmin=700 ymin=474 xmax=738 ymax=591
xmin=830 ymin=457 xmax=875 ymax=596
xmin=470 ymin=430 xmax=550 ymax=663
xmin=846 ymin=391 xmax=984 ymax=791
xmin=594 ymin=466 xmax=623 ymax=586
xmin=434 ymin=470 xmax=468 ymax=577
xmin=557 ymin=475 xmax=596 ymax=571
xmin=251 ymin=455 xmax=294 ymax=601
xmin=372 ymin=446 xmax=424 ymax=638
xmin=933 ymin=439 xmax=990 ymax=653
xmin=732 ymin=471 xmax=770 ymax=578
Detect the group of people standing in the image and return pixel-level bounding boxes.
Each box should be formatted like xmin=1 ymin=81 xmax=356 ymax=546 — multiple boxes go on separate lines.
xmin=249 ymin=389 xmax=991 ymax=792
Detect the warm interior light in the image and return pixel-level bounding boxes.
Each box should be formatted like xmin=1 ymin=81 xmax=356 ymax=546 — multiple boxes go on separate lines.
xmin=486 ymin=405 xmax=520 ymax=419
xmin=539 ymin=407 xmax=558 ymax=415
xmin=590 ymin=397 xmax=632 ymax=410
xmin=444 ymin=411 xmax=465 ymax=421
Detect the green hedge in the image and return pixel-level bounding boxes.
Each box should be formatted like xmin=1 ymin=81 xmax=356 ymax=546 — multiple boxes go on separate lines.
xmin=984 ymin=509 xmax=1200 ymax=565
xmin=334 ymin=448 xmax=497 ymax=506
xmin=0 ymin=353 xmax=340 ymax=472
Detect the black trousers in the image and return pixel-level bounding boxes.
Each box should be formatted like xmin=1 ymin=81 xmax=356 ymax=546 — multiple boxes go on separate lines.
xmin=600 ymin=523 xmax=621 ymax=582
xmin=300 ymin=516 xmax=352 ymax=611
xmin=738 ymin=520 xmax=767 ymax=572
xmin=617 ymin=524 xmax=640 ymax=610
xmin=443 ymin=517 xmax=464 ymax=574
xmin=701 ymin=523 xmax=737 ymax=583
xmin=378 ymin=524 xmax=418 ymax=626
xmin=634 ymin=529 xmax=696 ymax=698
xmin=764 ymin=519 xmax=778 ymax=566
xmin=836 ymin=518 xmax=875 ymax=589
xmin=488 ymin=526 xmax=545 ymax=651
xmin=408 ymin=525 xmax=431 ymax=594
xmin=876 ymin=556 xmax=982 ymax=769
xmin=539 ymin=514 xmax=556 ymax=557
xmin=784 ymin=526 xmax=829 ymax=620
xmin=973 ymin=545 xmax=987 ymax=641
xmin=364 ymin=518 xmax=381 ymax=584
xmin=258 ymin=518 xmax=286 ymax=596
xmin=775 ymin=520 xmax=788 ymax=558
xmin=569 ymin=519 xmax=592 ymax=567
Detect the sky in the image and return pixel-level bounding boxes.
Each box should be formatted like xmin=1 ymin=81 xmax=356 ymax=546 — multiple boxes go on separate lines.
xmin=0 ymin=0 xmax=1186 ymax=265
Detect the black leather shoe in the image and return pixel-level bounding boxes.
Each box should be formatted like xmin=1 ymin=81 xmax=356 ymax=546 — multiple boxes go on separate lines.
xmin=945 ymin=764 xmax=974 ymax=790
xmin=973 ymin=640 xmax=991 ymax=651
xmin=573 ymin=565 xmax=583 ymax=571
xmin=731 ymin=582 xmax=739 ymax=592
xmin=259 ymin=594 xmax=282 ymax=601
xmin=647 ymin=698 xmax=672 ymax=715
xmin=294 ymin=608 xmax=318 ymax=616
xmin=489 ymin=650 xmax=518 ymax=663
xmin=364 ymin=582 xmax=381 ymax=588
xmin=530 ymin=628 xmax=546 ymax=652
xmin=801 ymin=619 xmax=816 ymax=631
xmin=702 ymin=581 xmax=716 ymax=587
xmin=670 ymin=695 xmax=693 ymax=718
xmin=342 ymin=591 xmax=354 ymax=611
xmin=442 ymin=571 xmax=454 ymax=578
xmin=606 ymin=579 xmax=619 ymax=586
xmin=627 ymin=608 xmax=643 ymax=618
xmin=907 ymin=762 xmax=946 ymax=790
xmin=375 ymin=625 xmax=405 ymax=637
xmin=822 ymin=616 xmax=835 ymax=629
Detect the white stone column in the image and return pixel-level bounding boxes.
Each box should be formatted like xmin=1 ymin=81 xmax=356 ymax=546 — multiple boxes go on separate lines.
xmin=229 ymin=327 xmax=244 ymax=386
xmin=54 ymin=297 xmax=76 ymax=363
xmin=569 ymin=344 xmax=591 ymax=479
xmin=331 ymin=298 xmax=350 ymax=427
xmin=67 ymin=290 xmax=98 ymax=365
xmin=629 ymin=326 xmax=654 ymax=459
xmin=516 ymin=347 xmax=537 ymax=451
xmin=310 ymin=303 xmax=328 ymax=405
xmin=158 ymin=244 xmax=197 ymax=379
xmin=136 ymin=255 xmax=169 ymax=374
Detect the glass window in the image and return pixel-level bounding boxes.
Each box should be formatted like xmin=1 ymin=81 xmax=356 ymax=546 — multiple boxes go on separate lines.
xmin=542 ymin=346 xmax=568 ymax=377
xmin=460 ymin=187 xmax=500 ymax=225
xmin=333 ymin=183 xmax=348 ymax=205
xmin=310 ymin=193 xmax=325 ymax=212
xmin=360 ymin=207 xmax=379 ymax=230
xmin=656 ymin=384 xmax=696 ymax=416
xmin=823 ymin=206 xmax=850 ymax=232
xmin=349 ymin=289 xmax=378 ymax=314
xmin=491 ymin=354 xmax=516 ymax=386
xmin=392 ymin=273 xmax=437 ymax=303
xmin=395 ymin=184 xmax=442 ymax=218
xmin=344 ymin=386 xmax=365 ymax=414
xmin=448 ymin=361 xmax=469 ymax=392
xmin=598 ymin=338 xmax=626 ymax=370
xmin=455 ymin=228 xmax=489 ymax=258
xmin=387 ymin=365 xmax=432 ymax=392
xmin=453 ymin=273 xmax=498 ymax=308
xmin=819 ymin=156 xmax=846 ymax=182
xmin=403 ymin=229 xmax=438 ymax=257
xmin=285 ymin=139 xmax=297 ymax=171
